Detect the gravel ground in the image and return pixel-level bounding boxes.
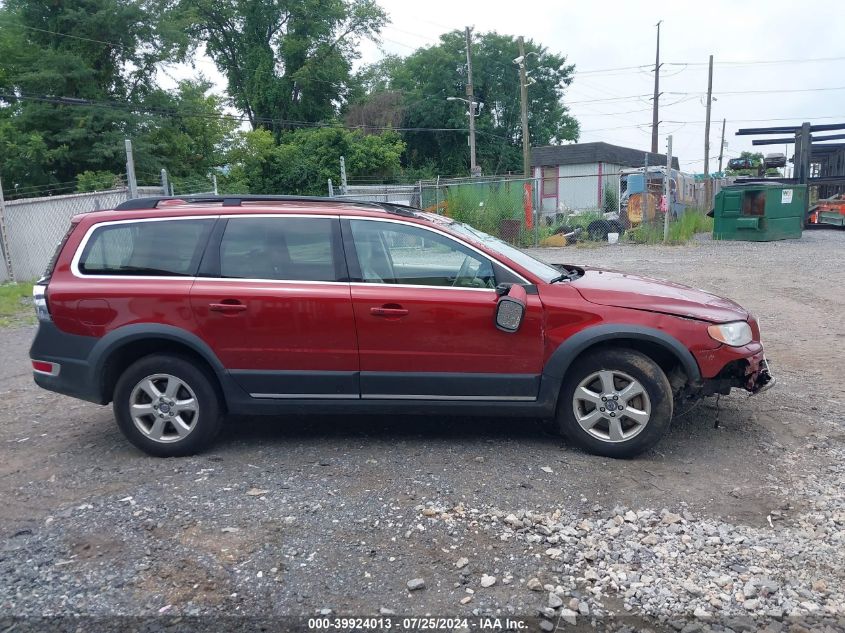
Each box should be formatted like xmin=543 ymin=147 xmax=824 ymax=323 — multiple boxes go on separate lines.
xmin=1 ymin=230 xmax=844 ymax=632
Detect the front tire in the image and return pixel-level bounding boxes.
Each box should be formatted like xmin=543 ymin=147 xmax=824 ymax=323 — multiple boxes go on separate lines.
xmin=113 ymin=354 xmax=222 ymax=457
xmin=557 ymin=349 xmax=673 ymax=458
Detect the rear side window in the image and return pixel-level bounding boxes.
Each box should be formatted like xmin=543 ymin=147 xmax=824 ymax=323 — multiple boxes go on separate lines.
xmin=218 ymin=217 xmax=341 ymax=282
xmin=78 ymin=219 xmax=214 ymax=276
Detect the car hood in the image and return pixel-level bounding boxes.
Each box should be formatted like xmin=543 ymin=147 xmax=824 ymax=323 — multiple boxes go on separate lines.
xmin=572 ymin=267 xmax=748 ymax=323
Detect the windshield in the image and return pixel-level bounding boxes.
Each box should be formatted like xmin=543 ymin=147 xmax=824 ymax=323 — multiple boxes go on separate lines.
xmin=446 ymin=221 xmax=562 ymax=283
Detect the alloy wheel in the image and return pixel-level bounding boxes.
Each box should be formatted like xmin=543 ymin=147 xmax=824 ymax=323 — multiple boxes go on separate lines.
xmin=129 ymin=373 xmax=199 ymax=443
xmin=572 ymin=369 xmax=652 ymax=443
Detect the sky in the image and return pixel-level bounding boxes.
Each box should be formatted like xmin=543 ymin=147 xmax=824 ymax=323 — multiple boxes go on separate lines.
xmin=167 ymin=0 xmax=845 ymax=173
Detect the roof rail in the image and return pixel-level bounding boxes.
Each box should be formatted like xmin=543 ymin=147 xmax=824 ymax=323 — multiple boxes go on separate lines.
xmin=113 ymin=194 xmax=421 ymax=217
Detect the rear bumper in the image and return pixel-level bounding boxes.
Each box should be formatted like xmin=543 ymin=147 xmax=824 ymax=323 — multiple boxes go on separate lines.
xmin=29 ymin=322 xmax=105 ymax=404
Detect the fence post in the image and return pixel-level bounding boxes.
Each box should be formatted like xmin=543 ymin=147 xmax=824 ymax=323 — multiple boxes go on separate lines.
xmin=212 ymin=174 xmax=218 ymax=195
xmin=327 ymin=179 xmax=334 ymax=197
xmin=663 ymin=135 xmax=673 ymax=242
xmin=0 ymin=174 xmax=15 ymax=282
xmin=160 ymin=169 xmax=169 ymax=196
xmin=125 ymin=139 xmax=138 ymax=199
xmin=339 ymin=156 xmax=348 ymax=195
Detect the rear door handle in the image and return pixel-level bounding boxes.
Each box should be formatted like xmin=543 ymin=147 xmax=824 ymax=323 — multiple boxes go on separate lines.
xmin=209 ymin=301 xmax=247 ymax=314
xmin=370 ymin=306 xmax=409 ymax=317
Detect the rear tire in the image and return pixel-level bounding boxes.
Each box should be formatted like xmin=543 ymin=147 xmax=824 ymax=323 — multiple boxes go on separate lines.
xmin=557 ymin=348 xmax=673 ymax=458
xmin=113 ymin=354 xmax=222 ymax=457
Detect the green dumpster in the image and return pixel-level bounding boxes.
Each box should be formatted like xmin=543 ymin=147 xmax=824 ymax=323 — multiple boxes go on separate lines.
xmin=713 ymin=183 xmax=805 ymax=241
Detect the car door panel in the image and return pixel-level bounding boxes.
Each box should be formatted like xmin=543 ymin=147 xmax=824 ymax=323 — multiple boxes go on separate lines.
xmin=190 ymin=216 xmax=359 ymax=399
xmin=344 ymin=219 xmax=545 ymax=400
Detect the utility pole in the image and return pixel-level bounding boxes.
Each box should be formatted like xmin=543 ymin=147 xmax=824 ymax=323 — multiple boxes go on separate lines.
xmin=124 ymin=139 xmax=138 ymax=199
xmin=517 ymin=36 xmax=531 ymax=179
xmin=663 ymin=134 xmax=673 ymax=242
xmin=465 ymin=26 xmax=480 ymax=177
xmin=650 ymin=21 xmax=662 ymax=154
xmin=703 ymin=54 xmax=714 ymax=206
xmin=718 ymin=118 xmax=726 ymax=174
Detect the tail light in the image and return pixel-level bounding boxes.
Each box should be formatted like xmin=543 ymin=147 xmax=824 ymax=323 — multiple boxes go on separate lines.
xmin=33 ymin=282 xmax=51 ymax=321
xmin=34 ymin=219 xmax=78 ymax=323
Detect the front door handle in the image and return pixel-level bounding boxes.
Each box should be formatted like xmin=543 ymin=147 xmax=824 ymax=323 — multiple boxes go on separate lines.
xmin=209 ymin=301 xmax=247 ymax=314
xmin=370 ymin=305 xmax=409 ymax=317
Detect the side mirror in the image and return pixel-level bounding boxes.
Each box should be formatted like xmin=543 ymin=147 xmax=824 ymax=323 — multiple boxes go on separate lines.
xmin=495 ymin=284 xmax=527 ymax=333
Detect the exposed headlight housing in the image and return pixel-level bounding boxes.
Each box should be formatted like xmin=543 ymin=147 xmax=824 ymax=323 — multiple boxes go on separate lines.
xmin=707 ymin=321 xmax=752 ymax=347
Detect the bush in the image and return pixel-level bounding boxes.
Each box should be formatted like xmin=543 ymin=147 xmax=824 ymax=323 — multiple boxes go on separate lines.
xmin=602 ymin=185 xmax=619 ymax=214
xmin=76 ymin=170 xmax=120 ymax=193
xmin=626 ymin=210 xmax=713 ymax=245
xmin=442 ymin=180 xmax=535 ymax=245
xmin=223 ymin=127 xmax=405 ymax=196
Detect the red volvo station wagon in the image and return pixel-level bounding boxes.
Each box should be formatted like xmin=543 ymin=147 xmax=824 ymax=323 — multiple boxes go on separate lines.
xmin=30 ymin=196 xmax=772 ymax=458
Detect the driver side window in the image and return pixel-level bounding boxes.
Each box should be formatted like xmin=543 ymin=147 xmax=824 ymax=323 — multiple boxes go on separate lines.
xmin=349 ymin=220 xmax=495 ymax=289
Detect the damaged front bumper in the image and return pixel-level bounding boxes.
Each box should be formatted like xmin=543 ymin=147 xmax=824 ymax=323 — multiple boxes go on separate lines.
xmin=694 ymin=348 xmax=775 ymax=398
xmin=747 ymin=353 xmax=775 ymax=394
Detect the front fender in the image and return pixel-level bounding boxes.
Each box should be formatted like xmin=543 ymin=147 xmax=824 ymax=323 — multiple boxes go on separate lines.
xmin=537 ymin=324 xmax=702 ymax=411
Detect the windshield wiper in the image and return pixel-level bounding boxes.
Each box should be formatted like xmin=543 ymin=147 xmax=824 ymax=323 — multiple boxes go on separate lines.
xmin=549 ymin=266 xmax=579 ymax=283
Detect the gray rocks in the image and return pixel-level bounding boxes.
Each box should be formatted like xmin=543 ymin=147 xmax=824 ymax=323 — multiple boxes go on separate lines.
xmin=406 ymin=578 xmax=425 ymax=591
xmin=558 ymin=608 xmax=578 ymax=625
xmin=662 ymin=512 xmax=683 ymax=525
xmin=480 ymin=574 xmax=496 ymax=588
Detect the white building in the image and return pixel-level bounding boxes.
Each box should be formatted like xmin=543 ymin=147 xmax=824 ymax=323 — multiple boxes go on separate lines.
xmin=531 ymin=142 xmax=679 ymax=215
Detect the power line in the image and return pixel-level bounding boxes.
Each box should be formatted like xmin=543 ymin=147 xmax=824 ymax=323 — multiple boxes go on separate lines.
xmin=0 ymin=16 xmax=126 ymax=49
xmin=565 ymin=94 xmax=652 ymax=105
xmin=574 ymin=64 xmax=652 ymax=75
xmin=666 ymin=55 xmax=845 ymax=67
xmin=0 ymin=92 xmax=513 ymax=139
xmin=665 ymin=86 xmax=845 ymax=97
xmin=574 ymin=55 xmax=845 ymax=75
xmin=566 ymin=85 xmax=845 ymax=106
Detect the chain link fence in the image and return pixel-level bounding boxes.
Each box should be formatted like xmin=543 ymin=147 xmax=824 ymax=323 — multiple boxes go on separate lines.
xmin=330 ymin=184 xmax=419 ymax=205
xmin=325 ymin=173 xmax=719 ymax=249
xmin=418 ymin=176 xmax=539 ymax=245
xmin=136 ymin=171 xmax=217 ymax=197
xmin=0 ymin=159 xmax=218 ymax=282
xmin=0 ymin=185 xmax=162 ymax=282
xmin=0 ymin=165 xmax=723 ymax=283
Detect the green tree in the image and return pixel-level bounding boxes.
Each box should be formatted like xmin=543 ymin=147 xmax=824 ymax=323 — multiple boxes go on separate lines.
xmin=0 ymin=113 xmax=62 ymax=196
xmin=185 ymin=0 xmax=387 ymax=133
xmin=75 ymin=170 xmax=121 ymax=192
xmin=223 ymin=127 xmax=404 ymax=195
xmin=137 ymin=79 xmax=238 ymax=182
xmin=351 ymin=30 xmax=579 ymax=175
xmin=0 ymin=0 xmax=190 ymax=190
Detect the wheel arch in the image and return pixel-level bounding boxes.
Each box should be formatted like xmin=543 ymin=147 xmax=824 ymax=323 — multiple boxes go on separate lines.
xmin=540 ymin=324 xmax=701 ymax=410
xmin=88 ymin=324 xmax=232 ymax=406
